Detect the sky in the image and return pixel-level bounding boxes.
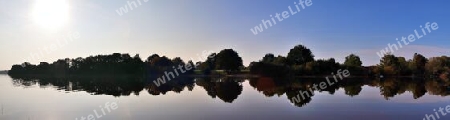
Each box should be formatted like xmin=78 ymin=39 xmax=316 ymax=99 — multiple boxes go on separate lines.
xmin=0 ymin=0 xmax=449 ymax=70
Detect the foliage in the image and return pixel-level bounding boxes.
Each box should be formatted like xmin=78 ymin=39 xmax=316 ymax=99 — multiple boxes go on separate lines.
xmin=411 ymin=53 xmax=428 ymax=74
xmin=7 ymin=45 xmax=450 ymax=79
xmin=8 ymin=53 xmax=196 ymax=77
xmin=344 ymin=54 xmax=362 ymax=67
xmin=299 ymin=58 xmax=340 ymax=75
xmin=197 ymin=53 xmax=217 ymax=75
xmin=286 ymin=44 xmax=314 ymax=66
xmin=273 ymin=55 xmax=288 ymax=66
xmin=425 ymin=56 xmax=450 ymax=76
xmin=379 ymin=54 xmax=401 ymax=75
xmin=261 ymin=53 xmax=275 ymax=63
xmin=215 ymin=49 xmax=243 ymax=73
xmin=248 ymin=45 xmax=445 ymax=78
xmin=249 ymin=62 xmax=292 ymax=78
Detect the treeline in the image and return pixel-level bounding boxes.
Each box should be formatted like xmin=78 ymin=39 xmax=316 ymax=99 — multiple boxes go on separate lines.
xmin=195 ymin=49 xmax=244 ymax=74
xmin=8 ymin=49 xmax=245 ymax=76
xmin=9 ymin=44 xmax=450 ymax=79
xmin=376 ymin=53 xmax=450 ymax=79
xmin=12 ymin=73 xmax=448 ymax=105
xmin=249 ymin=45 xmax=365 ymax=77
xmin=249 ymin=44 xmax=450 ymax=79
xmin=8 ymin=53 xmax=190 ymax=76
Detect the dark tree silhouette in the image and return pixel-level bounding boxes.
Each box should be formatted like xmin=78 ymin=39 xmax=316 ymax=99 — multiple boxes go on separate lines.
xmin=197 ymin=53 xmax=217 ymax=75
xmin=215 ymin=78 xmax=243 ymax=103
xmin=215 ymin=49 xmax=243 ymax=73
xmin=8 ymin=46 xmax=450 ymax=79
xmin=9 ymin=53 xmax=162 ymax=76
xmin=412 ymin=53 xmax=428 ymax=74
xmin=195 ymin=77 xmax=243 ymax=103
xmin=261 ymin=53 xmax=275 ymax=63
xmin=287 ymin=44 xmax=314 ymax=66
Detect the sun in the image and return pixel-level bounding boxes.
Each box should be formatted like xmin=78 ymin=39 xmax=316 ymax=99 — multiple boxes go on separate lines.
xmin=32 ymin=0 xmax=69 ymax=29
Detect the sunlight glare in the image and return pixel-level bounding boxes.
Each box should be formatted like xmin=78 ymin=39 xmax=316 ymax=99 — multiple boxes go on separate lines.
xmin=32 ymin=0 xmax=69 ymax=29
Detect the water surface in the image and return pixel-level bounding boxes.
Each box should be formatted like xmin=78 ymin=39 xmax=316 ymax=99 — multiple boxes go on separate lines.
xmin=1 ymin=74 xmax=449 ymax=120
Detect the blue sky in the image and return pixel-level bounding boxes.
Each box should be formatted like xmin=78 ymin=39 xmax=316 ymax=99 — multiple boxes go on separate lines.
xmin=0 ymin=0 xmax=449 ymax=70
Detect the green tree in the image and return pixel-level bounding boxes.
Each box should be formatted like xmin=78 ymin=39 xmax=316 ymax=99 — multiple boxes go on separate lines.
xmin=287 ymin=45 xmax=314 ymax=66
xmin=344 ymin=54 xmax=362 ymax=67
xmin=215 ymin=49 xmax=243 ymax=73
xmin=379 ymin=53 xmax=401 ymax=75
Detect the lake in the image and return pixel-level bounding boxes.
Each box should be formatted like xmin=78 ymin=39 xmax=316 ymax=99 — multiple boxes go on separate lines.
xmin=1 ymin=74 xmax=450 ymax=120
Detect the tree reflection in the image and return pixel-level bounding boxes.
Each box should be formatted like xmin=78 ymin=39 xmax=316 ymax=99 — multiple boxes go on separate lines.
xmin=145 ymin=77 xmax=195 ymax=95
xmin=249 ymin=77 xmax=287 ymax=97
xmin=378 ymin=78 xmax=427 ymax=100
xmin=424 ymin=78 xmax=450 ymax=96
xmin=342 ymin=79 xmax=364 ymax=97
xmin=247 ymin=77 xmax=445 ymax=108
xmin=249 ymin=77 xmax=314 ymax=107
xmin=10 ymin=75 xmax=145 ymax=97
xmin=286 ymin=88 xmax=313 ymax=107
xmin=196 ymin=77 xmax=244 ymax=103
xmin=8 ymin=75 xmax=450 ymax=107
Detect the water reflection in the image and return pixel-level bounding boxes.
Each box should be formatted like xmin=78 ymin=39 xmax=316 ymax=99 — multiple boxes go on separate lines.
xmin=8 ymin=75 xmax=450 ymax=107
xmin=196 ymin=77 xmax=244 ymax=103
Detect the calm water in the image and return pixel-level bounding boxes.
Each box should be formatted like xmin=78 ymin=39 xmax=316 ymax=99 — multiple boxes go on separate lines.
xmin=1 ymin=74 xmax=450 ymax=120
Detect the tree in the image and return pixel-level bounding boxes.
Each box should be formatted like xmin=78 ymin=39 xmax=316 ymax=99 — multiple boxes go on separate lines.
xmin=411 ymin=53 xmax=428 ymax=74
xmin=396 ymin=57 xmax=412 ymax=75
xmin=172 ymin=57 xmax=185 ymax=65
xmin=287 ymin=45 xmax=314 ymax=66
xmin=343 ymin=54 xmax=367 ymax=76
xmin=303 ymin=58 xmax=339 ymax=75
xmin=8 ymin=53 xmax=197 ymax=76
xmin=261 ymin=53 xmax=275 ymax=63
xmin=146 ymin=54 xmax=160 ymax=63
xmin=197 ymin=53 xmax=217 ymax=75
xmin=344 ymin=54 xmax=362 ymax=67
xmin=425 ymin=56 xmax=450 ymax=75
xmin=273 ymin=55 xmax=288 ymax=66
xmin=36 ymin=62 xmax=50 ymax=74
xmin=129 ymin=54 xmax=144 ymax=74
xmin=215 ymin=49 xmax=243 ymax=73
xmin=9 ymin=65 xmax=25 ymax=75
xmin=185 ymin=60 xmax=196 ymax=74
xmin=150 ymin=56 xmax=173 ymax=67
xmin=379 ymin=53 xmax=401 ymax=75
